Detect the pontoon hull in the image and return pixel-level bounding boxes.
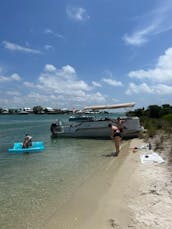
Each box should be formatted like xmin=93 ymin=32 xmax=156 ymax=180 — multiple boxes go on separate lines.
xmin=51 ymin=117 xmax=141 ymax=139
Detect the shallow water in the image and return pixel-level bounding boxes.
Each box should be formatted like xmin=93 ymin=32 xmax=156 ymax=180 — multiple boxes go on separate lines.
xmin=0 ymin=114 xmax=118 ymax=228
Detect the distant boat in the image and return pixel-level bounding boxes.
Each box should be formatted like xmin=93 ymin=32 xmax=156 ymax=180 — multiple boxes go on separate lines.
xmin=1 ymin=111 xmax=9 ymax=115
xmin=8 ymin=141 xmax=45 ymax=153
xmin=50 ymin=102 xmax=141 ymax=139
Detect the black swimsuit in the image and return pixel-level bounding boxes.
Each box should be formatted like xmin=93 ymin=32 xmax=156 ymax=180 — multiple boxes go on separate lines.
xmin=113 ymin=129 xmax=121 ymax=137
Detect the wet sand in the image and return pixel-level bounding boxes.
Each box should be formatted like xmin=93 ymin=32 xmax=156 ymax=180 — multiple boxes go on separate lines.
xmin=44 ymin=138 xmax=172 ymax=229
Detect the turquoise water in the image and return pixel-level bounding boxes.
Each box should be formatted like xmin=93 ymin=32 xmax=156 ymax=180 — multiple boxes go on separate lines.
xmin=0 ymin=114 xmax=118 ymax=228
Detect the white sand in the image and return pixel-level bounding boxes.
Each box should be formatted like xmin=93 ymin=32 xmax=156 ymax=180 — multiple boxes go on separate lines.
xmin=44 ymin=138 xmax=172 ymax=229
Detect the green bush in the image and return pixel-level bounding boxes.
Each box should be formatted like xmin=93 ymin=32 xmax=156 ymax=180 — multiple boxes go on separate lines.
xmin=162 ymin=114 xmax=172 ymax=122
xmin=162 ymin=114 xmax=172 ymax=133
xmin=128 ymin=104 xmax=172 ymax=138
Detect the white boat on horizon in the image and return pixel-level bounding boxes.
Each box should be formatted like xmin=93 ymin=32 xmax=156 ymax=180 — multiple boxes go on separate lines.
xmin=50 ymin=102 xmax=141 ymax=139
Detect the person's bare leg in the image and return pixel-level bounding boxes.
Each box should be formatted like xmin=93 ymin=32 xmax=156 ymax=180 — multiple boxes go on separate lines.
xmin=114 ymin=136 xmax=120 ymax=155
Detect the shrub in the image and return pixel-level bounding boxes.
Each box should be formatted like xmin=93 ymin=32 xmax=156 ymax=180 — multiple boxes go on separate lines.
xmin=162 ymin=114 xmax=172 ymax=133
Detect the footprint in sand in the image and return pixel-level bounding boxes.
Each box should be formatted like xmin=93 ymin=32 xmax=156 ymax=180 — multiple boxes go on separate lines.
xmin=108 ymin=218 xmax=120 ymax=228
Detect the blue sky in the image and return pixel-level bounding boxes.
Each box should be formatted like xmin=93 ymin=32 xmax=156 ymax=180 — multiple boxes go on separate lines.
xmin=0 ymin=0 xmax=172 ymax=109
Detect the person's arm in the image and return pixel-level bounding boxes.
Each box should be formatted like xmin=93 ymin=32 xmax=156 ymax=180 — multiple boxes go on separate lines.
xmin=112 ymin=125 xmax=118 ymax=131
xmin=111 ymin=125 xmax=118 ymax=137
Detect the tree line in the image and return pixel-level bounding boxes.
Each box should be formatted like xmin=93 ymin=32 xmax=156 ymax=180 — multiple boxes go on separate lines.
xmin=126 ymin=104 xmax=172 ymax=136
xmin=127 ymin=104 xmax=172 ymax=119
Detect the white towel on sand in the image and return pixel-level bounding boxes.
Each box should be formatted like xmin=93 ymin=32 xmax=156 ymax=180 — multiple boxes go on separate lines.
xmin=140 ymin=152 xmax=165 ymax=164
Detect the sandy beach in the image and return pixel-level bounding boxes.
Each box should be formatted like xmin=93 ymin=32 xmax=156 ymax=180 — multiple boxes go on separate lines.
xmin=44 ymin=137 xmax=172 ymax=229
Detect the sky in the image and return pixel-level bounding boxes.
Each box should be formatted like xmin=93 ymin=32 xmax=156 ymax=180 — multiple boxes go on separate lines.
xmin=0 ymin=0 xmax=172 ymax=110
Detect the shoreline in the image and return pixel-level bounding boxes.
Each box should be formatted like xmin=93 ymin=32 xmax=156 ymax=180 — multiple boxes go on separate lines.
xmin=44 ymin=139 xmax=135 ymax=229
xmin=44 ymin=137 xmax=172 ymax=229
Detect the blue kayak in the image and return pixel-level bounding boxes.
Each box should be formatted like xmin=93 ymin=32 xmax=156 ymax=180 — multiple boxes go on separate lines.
xmin=8 ymin=141 xmax=45 ymax=153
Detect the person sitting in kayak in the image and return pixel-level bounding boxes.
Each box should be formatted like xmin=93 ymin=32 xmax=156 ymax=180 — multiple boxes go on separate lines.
xmin=22 ymin=134 xmax=32 ymax=148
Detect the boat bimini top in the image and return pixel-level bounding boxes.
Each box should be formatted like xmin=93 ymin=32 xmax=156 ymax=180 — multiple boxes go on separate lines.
xmin=83 ymin=102 xmax=135 ymax=111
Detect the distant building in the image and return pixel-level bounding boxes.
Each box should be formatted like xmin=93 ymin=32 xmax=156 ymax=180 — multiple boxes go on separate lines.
xmin=45 ymin=107 xmax=54 ymax=112
xmin=44 ymin=107 xmax=56 ymax=114
xmin=23 ymin=108 xmax=33 ymax=113
xmin=1 ymin=108 xmax=9 ymax=114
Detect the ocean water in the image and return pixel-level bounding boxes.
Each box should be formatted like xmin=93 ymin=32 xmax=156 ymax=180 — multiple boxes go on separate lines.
xmin=0 ymin=114 xmax=118 ymax=228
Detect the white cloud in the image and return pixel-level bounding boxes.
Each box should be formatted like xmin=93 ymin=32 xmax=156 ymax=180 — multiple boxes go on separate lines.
xmin=10 ymin=73 xmax=21 ymax=81
xmin=62 ymin=65 xmax=76 ymax=75
xmin=44 ymin=64 xmax=57 ymax=72
xmin=66 ymin=6 xmax=90 ymax=21
xmin=153 ymin=84 xmax=172 ymax=94
xmin=0 ymin=73 xmax=21 ymax=82
xmin=0 ymin=75 xmax=10 ymax=82
xmin=92 ymin=81 xmax=102 ymax=88
xmin=126 ymin=82 xmax=172 ymax=95
xmin=23 ymin=81 xmax=36 ymax=88
xmin=36 ymin=64 xmax=107 ymax=107
xmin=102 ymin=78 xmax=123 ymax=87
xmin=123 ymin=1 xmax=172 ymax=46
xmin=0 ymin=64 xmax=107 ymax=108
xmin=25 ymin=84 xmax=105 ymax=107
xmin=126 ymin=83 xmax=153 ymax=95
xmin=3 ymin=41 xmax=41 ymax=54
xmin=27 ymin=92 xmax=50 ymax=103
xmin=123 ymin=25 xmax=155 ymax=46
xmin=39 ymin=64 xmax=91 ymax=93
xmin=76 ymin=92 xmax=105 ymax=103
xmin=44 ymin=45 xmax=53 ymax=51
xmin=44 ymin=29 xmax=53 ymax=34
xmin=6 ymin=91 xmax=21 ymax=96
xmin=44 ymin=29 xmax=65 ymax=39
xmin=128 ymin=47 xmax=172 ymax=82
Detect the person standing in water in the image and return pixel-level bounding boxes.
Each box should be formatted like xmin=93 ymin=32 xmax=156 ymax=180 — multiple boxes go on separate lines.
xmin=109 ymin=117 xmax=123 ymax=156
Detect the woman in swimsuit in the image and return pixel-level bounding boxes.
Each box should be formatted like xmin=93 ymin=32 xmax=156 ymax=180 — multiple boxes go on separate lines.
xmin=109 ymin=117 xmax=123 ymax=156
